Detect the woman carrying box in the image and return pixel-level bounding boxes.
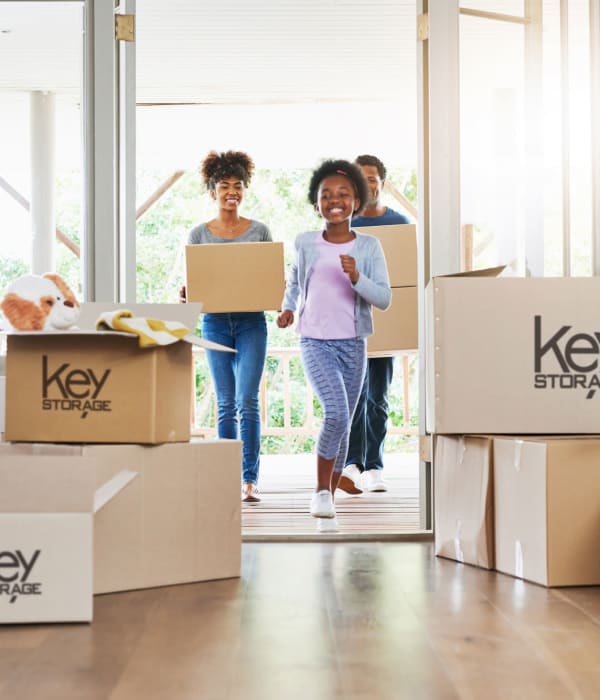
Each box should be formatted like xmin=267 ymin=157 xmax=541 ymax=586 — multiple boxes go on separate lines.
xmin=182 ymin=150 xmax=272 ymax=504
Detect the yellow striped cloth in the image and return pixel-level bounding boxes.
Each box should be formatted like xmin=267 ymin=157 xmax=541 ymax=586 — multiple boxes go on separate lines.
xmin=96 ymin=310 xmax=190 ymax=347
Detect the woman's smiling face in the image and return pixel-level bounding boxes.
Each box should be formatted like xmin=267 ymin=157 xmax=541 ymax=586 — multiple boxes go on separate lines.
xmin=211 ymin=177 xmax=245 ymax=210
xmin=316 ymin=175 xmax=359 ymax=224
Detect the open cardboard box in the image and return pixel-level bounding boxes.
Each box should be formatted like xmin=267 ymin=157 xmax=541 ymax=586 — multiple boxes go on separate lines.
xmin=425 ymin=266 xmax=600 ymax=434
xmin=1 ymin=439 xmax=242 ymax=599
xmin=4 ymin=303 xmax=233 ymax=444
xmin=0 ymin=454 xmax=136 ymax=624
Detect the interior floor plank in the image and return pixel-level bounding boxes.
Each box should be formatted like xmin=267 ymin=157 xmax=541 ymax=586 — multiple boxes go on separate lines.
xmin=1 ymin=543 xmax=599 ymax=699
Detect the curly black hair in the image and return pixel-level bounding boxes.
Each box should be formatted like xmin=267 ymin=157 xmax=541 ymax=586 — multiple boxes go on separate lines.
xmin=355 ymin=154 xmax=387 ymax=181
xmin=200 ymin=150 xmax=255 ymax=190
xmin=307 ymin=159 xmax=369 ymax=215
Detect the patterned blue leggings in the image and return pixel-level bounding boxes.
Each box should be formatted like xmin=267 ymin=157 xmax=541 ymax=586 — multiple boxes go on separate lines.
xmin=300 ymin=337 xmax=367 ymax=473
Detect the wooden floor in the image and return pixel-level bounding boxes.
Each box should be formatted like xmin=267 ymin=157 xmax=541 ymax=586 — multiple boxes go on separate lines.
xmin=242 ymin=452 xmax=422 ymax=540
xmin=1 ymin=542 xmax=599 ymax=699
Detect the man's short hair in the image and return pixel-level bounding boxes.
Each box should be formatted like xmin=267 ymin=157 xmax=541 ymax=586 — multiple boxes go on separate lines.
xmin=355 ymin=154 xmax=387 ymax=181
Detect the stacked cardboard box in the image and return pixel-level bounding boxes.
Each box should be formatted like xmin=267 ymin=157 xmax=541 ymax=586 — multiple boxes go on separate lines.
xmin=0 ymin=351 xmax=5 ymax=439
xmin=356 ymin=224 xmax=418 ymax=356
xmin=428 ymin=270 xmax=600 ymax=587
xmin=1 ymin=305 xmax=242 ymax=623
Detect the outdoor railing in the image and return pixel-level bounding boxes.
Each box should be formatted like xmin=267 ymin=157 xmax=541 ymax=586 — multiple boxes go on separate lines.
xmin=191 ymin=347 xmax=418 ymax=438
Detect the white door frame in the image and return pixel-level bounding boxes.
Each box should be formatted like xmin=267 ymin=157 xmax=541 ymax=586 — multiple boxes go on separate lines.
xmin=82 ymin=0 xmax=136 ymax=302
xmin=416 ymin=1 xmax=545 ymax=530
xmin=416 ymin=0 xmax=461 ymax=530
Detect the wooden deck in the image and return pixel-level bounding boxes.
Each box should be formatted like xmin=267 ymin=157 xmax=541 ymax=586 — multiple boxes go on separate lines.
xmin=242 ymin=451 xmax=424 ymax=541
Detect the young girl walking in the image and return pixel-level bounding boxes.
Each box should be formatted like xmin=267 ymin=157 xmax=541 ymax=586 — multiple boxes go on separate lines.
xmin=184 ymin=150 xmax=272 ymax=504
xmin=277 ymin=159 xmax=391 ymax=532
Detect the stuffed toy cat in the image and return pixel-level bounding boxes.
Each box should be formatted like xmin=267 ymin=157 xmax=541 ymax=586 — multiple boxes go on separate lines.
xmin=0 ymin=273 xmax=80 ymax=331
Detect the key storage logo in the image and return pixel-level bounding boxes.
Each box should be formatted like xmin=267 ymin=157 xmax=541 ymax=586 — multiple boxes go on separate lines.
xmin=41 ymin=355 xmax=112 ymax=418
xmin=0 ymin=550 xmax=42 ymax=604
xmin=534 ymin=315 xmax=600 ymax=398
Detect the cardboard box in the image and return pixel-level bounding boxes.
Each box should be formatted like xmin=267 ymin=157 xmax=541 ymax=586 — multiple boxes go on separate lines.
xmin=186 ymin=241 xmax=285 ymax=312
xmin=367 ymin=287 xmax=417 ymax=356
xmin=4 ymin=320 xmax=232 ymax=444
xmin=434 ymin=435 xmax=494 ymax=569
xmin=494 ymin=436 xmax=600 ymax=587
xmin=0 ymin=352 xmax=5 ymax=438
xmin=0 ymin=455 xmax=135 ymax=623
xmin=426 ymin=270 xmax=600 ymax=434
xmin=0 ymin=375 xmax=5 ymax=438
xmin=5 ymin=332 xmax=192 ymax=444
xmin=354 ymin=224 xmax=417 ymax=287
xmin=0 ymin=440 xmax=242 ymax=594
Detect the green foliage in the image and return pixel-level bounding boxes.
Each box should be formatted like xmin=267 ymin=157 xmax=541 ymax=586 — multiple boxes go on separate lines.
xmin=0 ymin=257 xmax=28 ymax=300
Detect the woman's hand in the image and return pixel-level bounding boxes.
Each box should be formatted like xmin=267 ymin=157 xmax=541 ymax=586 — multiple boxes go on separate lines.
xmin=179 ymin=285 xmax=187 ymax=303
xmin=277 ymin=310 xmax=294 ymax=328
xmin=340 ymin=255 xmax=359 ymax=285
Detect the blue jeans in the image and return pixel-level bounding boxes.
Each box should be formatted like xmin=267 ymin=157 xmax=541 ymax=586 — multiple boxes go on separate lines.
xmin=346 ymin=357 xmax=394 ymax=472
xmin=202 ymin=312 xmax=267 ymax=485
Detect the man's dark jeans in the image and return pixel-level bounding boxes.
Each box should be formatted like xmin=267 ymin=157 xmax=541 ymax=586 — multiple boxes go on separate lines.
xmin=346 ymin=356 xmax=394 ymax=472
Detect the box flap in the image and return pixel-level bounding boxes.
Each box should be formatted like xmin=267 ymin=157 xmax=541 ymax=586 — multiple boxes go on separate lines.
xmin=94 ymin=469 xmax=138 ymax=513
xmin=433 ymin=265 xmax=506 ymax=280
xmin=493 ymin=438 xmax=549 ymax=584
xmin=184 ymin=334 xmax=236 ymax=352
xmin=6 ymin=324 xmax=235 ymax=353
xmin=434 ymin=435 xmax=494 ymax=569
xmin=77 ymin=302 xmax=203 ymax=331
xmin=0 ymin=456 xmax=95 ymax=513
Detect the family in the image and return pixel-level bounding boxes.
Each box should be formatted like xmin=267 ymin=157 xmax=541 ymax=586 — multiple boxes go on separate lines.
xmin=182 ymin=150 xmax=410 ymax=533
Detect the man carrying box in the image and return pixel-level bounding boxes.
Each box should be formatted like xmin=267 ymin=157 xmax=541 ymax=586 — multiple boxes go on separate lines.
xmin=339 ymin=155 xmax=410 ymax=494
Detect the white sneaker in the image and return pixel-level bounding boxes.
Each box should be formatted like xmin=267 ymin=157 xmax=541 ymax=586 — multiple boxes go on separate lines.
xmin=364 ymin=470 xmax=388 ymax=492
xmin=317 ymin=516 xmax=340 ymax=533
xmin=310 ymin=490 xmax=335 ymax=518
xmin=338 ymin=464 xmax=363 ymax=494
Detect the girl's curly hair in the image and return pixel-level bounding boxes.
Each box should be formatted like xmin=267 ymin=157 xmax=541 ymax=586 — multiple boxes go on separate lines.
xmin=307 ymin=159 xmax=368 ymax=215
xmin=200 ymin=150 xmax=255 ymax=190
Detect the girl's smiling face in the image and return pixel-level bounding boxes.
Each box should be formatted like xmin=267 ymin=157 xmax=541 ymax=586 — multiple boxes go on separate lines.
xmin=316 ymin=175 xmax=360 ymax=224
xmin=211 ymin=177 xmax=245 ymax=210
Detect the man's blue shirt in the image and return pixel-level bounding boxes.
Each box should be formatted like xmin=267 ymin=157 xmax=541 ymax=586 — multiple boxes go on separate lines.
xmin=352 ymin=207 xmax=410 ymax=227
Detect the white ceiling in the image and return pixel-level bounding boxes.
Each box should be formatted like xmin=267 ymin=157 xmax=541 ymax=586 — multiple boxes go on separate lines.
xmin=0 ymin=0 xmax=417 ymax=104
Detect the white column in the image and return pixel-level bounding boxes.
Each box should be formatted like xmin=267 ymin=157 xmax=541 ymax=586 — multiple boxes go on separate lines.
xmin=524 ymin=0 xmax=544 ymax=276
xmin=82 ymin=0 xmax=117 ymax=301
xmin=427 ymin=0 xmax=461 ymax=278
xmin=30 ymin=90 xmax=56 ymax=274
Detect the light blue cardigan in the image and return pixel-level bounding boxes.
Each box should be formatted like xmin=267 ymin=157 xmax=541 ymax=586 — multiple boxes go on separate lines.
xmin=281 ymin=230 xmax=392 ymax=338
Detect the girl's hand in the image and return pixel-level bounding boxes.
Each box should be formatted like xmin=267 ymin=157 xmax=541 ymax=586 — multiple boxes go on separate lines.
xmin=277 ymin=310 xmax=294 ymax=328
xmin=340 ymin=255 xmax=359 ymax=285
xmin=179 ymin=285 xmax=187 ymax=303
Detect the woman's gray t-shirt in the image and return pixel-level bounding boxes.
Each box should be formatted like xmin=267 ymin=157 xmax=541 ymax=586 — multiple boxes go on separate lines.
xmin=188 ymin=220 xmax=272 ymax=244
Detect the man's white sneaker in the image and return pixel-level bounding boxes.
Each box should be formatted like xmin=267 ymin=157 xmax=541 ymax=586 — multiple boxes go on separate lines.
xmin=365 ymin=470 xmax=388 ymax=492
xmin=338 ymin=464 xmax=363 ymax=494
xmin=310 ymin=490 xmax=335 ymax=518
xmin=317 ymin=516 xmax=340 ymax=533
